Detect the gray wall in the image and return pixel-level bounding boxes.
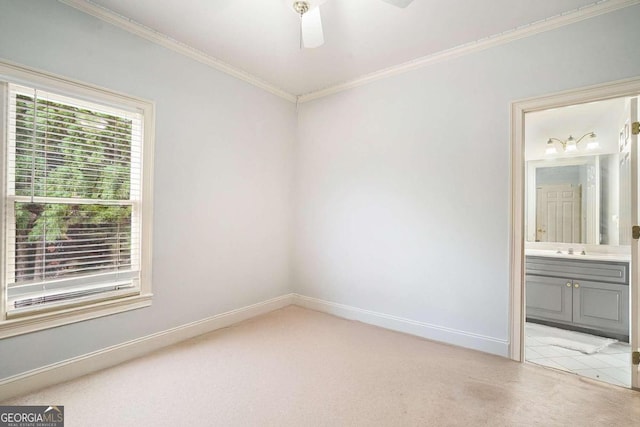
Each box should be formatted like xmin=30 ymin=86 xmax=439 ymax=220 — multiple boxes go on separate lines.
xmin=0 ymin=1 xmax=296 ymax=379
xmin=293 ymin=5 xmax=640 ymax=355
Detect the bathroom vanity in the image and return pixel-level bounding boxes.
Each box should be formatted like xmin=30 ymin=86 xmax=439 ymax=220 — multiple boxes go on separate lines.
xmin=523 ymin=115 xmax=635 ymax=342
xmin=525 ymin=252 xmax=629 ymax=341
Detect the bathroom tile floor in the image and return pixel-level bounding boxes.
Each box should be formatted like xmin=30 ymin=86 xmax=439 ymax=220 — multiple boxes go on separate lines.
xmin=525 ymin=323 xmax=632 ymax=388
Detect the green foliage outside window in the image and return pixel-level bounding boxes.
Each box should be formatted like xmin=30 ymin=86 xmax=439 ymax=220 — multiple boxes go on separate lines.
xmin=12 ymin=94 xmax=134 ymax=283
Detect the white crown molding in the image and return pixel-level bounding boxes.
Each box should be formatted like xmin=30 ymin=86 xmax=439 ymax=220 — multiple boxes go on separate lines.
xmin=297 ymin=0 xmax=640 ymax=103
xmin=56 ymin=0 xmax=640 ymax=104
xmin=58 ymin=0 xmax=297 ymax=103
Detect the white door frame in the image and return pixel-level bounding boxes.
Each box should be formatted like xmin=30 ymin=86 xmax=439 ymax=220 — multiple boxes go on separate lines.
xmin=509 ymin=76 xmax=640 ymax=366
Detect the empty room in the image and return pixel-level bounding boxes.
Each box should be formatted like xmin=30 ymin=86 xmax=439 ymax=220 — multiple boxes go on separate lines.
xmin=1 ymin=0 xmax=640 ymax=425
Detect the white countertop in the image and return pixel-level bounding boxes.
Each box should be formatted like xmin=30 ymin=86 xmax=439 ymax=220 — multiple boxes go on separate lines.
xmin=525 ymin=249 xmax=630 ymax=262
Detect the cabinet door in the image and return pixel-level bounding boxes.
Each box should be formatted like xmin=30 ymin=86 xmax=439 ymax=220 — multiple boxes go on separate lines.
xmin=572 ymin=280 xmax=629 ymax=334
xmin=525 ymin=275 xmax=573 ymax=323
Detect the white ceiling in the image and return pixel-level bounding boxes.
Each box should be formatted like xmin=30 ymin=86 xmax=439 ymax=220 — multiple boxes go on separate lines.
xmin=84 ymin=0 xmax=602 ymax=96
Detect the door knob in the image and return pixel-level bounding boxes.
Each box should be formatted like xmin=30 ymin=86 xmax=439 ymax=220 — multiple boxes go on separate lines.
xmin=574 ymin=283 xmax=580 ymax=288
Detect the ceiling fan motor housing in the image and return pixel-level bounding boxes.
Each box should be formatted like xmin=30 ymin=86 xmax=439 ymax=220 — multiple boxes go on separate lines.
xmin=293 ymin=1 xmax=310 ymax=15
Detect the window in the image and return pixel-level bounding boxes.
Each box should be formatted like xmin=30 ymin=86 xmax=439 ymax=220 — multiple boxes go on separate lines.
xmin=0 ymin=62 xmax=154 ymax=338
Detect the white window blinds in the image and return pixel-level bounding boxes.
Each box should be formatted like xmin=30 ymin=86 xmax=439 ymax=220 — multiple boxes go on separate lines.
xmin=4 ymin=83 xmax=144 ymax=316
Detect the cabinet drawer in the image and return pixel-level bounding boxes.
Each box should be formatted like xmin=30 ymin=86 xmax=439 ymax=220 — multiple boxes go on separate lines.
xmin=526 ymin=256 xmax=628 ymax=284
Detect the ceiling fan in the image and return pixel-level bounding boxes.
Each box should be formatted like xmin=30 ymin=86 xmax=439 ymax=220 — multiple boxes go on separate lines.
xmin=292 ymin=0 xmax=414 ymax=49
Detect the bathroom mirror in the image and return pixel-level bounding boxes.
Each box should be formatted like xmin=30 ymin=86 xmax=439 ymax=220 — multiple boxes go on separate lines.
xmin=525 ymin=154 xmax=623 ymax=245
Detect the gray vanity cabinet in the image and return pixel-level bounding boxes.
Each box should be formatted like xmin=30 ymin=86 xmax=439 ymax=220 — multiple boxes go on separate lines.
xmin=572 ymin=279 xmax=629 ymax=333
xmin=525 ymin=275 xmax=573 ymax=323
xmin=525 ymin=256 xmax=629 ymax=339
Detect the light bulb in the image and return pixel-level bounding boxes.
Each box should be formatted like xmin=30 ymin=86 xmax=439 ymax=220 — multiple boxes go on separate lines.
xmin=586 ymin=133 xmax=599 ymax=150
xmin=545 ymin=140 xmax=557 ymax=155
xmin=565 ymin=136 xmax=577 ymax=152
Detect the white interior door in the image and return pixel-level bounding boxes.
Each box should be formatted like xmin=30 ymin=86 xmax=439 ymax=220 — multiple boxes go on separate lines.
xmin=630 ymin=97 xmax=640 ymax=389
xmin=536 ymin=184 xmax=581 ymax=242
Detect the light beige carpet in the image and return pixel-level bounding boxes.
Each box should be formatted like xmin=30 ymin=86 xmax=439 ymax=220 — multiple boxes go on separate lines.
xmin=3 ymin=306 xmax=640 ymax=426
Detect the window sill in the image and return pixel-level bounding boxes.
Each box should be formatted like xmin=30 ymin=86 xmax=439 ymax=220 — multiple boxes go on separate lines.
xmin=0 ymin=293 xmax=152 ymax=339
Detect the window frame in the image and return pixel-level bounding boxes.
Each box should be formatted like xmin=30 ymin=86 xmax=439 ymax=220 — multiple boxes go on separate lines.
xmin=0 ymin=60 xmax=154 ymax=339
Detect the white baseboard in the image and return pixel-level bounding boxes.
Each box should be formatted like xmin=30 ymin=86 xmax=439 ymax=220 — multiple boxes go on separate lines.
xmin=1 ymin=292 xmax=511 ymax=401
xmin=0 ymin=293 xmax=294 ymax=402
xmin=292 ymin=294 xmax=509 ymax=357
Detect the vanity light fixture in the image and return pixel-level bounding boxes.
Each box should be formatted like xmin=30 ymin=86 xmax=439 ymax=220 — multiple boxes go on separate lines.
xmin=545 ymin=132 xmax=599 ymax=155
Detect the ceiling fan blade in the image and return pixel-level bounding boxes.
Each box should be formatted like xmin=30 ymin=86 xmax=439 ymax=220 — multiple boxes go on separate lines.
xmin=379 ymin=0 xmax=414 ymax=7
xmin=301 ymin=6 xmax=324 ymax=48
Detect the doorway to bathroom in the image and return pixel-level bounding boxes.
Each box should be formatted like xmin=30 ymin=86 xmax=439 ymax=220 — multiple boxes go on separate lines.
xmin=510 ymin=77 xmax=640 ymax=389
